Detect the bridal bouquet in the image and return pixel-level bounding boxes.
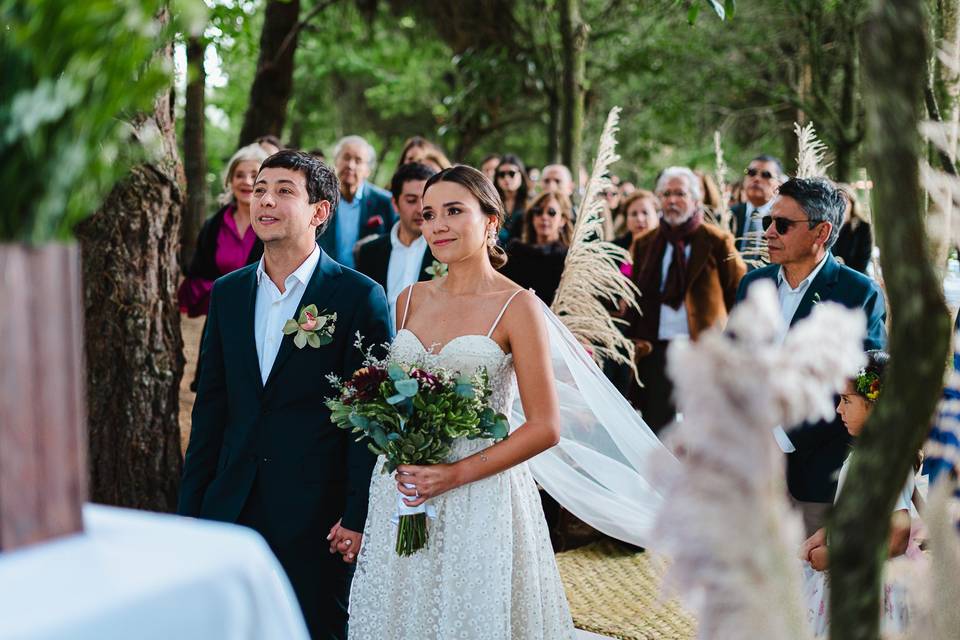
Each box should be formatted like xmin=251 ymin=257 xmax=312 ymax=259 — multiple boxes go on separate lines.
xmin=326 ymin=341 xmax=509 ymax=556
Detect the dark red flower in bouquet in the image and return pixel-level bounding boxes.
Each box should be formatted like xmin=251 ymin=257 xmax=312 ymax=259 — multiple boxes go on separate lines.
xmin=347 ymin=366 xmax=389 ymax=402
xmin=409 ymin=368 xmax=443 ymax=392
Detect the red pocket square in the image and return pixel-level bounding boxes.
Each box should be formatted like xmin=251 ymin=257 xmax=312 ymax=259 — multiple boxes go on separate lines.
xmin=366 ymin=215 xmax=384 ymax=229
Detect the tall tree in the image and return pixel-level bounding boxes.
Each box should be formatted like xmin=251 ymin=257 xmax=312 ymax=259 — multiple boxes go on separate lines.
xmin=238 ymin=0 xmax=302 ymax=146
xmin=181 ymin=35 xmax=207 ymax=268
xmin=559 ymin=0 xmax=588 ymax=172
xmin=829 ymin=0 xmax=951 ymax=637
xmin=76 ymin=34 xmax=185 ymax=512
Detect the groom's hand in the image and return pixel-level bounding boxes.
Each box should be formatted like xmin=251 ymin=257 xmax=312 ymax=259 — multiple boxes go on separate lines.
xmin=326 ymin=519 xmax=363 ymax=563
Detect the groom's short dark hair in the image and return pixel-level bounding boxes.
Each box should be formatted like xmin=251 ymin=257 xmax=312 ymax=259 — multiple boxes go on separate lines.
xmin=260 ymin=150 xmax=340 ymax=235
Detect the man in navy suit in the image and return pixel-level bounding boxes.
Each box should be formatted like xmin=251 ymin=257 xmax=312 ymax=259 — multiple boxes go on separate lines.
xmin=178 ymin=150 xmax=392 ymax=639
xmin=730 ymin=154 xmax=784 ymax=266
xmin=355 ymin=162 xmax=438 ymax=330
xmin=735 ymin=176 xmax=886 ymax=534
xmin=318 ymin=135 xmax=396 ymax=268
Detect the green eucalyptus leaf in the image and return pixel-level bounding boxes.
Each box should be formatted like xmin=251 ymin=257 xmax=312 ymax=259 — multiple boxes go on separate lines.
xmin=395 ymin=378 xmax=419 ymax=397
xmin=388 ymin=364 xmax=407 ymax=381
xmin=387 ymin=393 xmax=407 ymax=405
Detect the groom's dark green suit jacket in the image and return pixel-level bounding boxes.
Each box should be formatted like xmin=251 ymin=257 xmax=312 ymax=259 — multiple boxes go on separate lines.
xmin=177 ymin=247 xmax=391 ymax=540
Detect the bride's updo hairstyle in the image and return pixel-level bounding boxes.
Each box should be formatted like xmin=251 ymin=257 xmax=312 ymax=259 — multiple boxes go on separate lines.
xmin=422 ymin=165 xmax=508 ymax=268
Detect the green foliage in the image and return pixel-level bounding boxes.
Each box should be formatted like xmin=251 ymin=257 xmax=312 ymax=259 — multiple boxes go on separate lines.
xmin=0 ymin=0 xmax=198 ymax=243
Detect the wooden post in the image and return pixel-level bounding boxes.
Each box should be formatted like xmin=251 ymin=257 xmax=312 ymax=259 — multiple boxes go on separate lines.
xmin=0 ymin=243 xmax=87 ymax=551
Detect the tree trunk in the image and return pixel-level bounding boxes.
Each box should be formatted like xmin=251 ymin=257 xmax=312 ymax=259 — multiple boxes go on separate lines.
xmin=238 ymin=0 xmax=301 ymax=147
xmin=181 ymin=35 xmax=206 ymax=270
xmin=829 ymin=2 xmax=951 ymax=638
xmin=75 ymin=44 xmax=185 ymax=512
xmin=559 ymin=0 xmax=587 ymax=173
xmin=546 ymin=87 xmax=560 ymax=164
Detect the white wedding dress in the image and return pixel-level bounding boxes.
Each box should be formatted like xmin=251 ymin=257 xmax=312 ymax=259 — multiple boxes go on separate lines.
xmin=348 ymin=288 xmax=575 ymax=640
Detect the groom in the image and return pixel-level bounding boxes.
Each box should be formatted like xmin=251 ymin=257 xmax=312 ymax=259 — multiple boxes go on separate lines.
xmin=178 ymin=150 xmax=391 ymax=639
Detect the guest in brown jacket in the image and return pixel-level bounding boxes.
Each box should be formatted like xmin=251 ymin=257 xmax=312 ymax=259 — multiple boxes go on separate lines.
xmin=627 ymin=166 xmax=746 ymax=433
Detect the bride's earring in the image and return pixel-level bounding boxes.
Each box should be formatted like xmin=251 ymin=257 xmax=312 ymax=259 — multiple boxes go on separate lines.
xmin=487 ymin=228 xmax=497 ymax=247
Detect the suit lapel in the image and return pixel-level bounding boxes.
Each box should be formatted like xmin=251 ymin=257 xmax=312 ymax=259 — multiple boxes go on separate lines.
xmin=417 ymin=247 xmax=436 ymax=281
xmin=356 ymin=182 xmax=370 ymax=238
xmin=790 ymin=254 xmax=840 ymax=326
xmin=684 ymin=226 xmax=711 ymax=286
xmin=240 ymin=267 xmax=264 ymax=394
xmin=263 ymin=249 xmax=343 ymax=391
xmin=376 ymin=237 xmax=392 ymax=287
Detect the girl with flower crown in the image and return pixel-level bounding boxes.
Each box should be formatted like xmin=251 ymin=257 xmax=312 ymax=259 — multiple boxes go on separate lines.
xmin=798 ymin=349 xmax=922 ymax=635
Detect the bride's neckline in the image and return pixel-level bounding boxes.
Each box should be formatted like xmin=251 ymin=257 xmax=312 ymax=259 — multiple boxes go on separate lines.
xmin=396 ymin=328 xmax=510 ymax=358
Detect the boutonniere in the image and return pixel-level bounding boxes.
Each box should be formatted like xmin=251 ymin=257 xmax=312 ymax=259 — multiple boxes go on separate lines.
xmin=425 ymin=260 xmax=448 ymax=279
xmin=365 ymin=214 xmax=384 ymax=230
xmin=283 ymin=304 xmax=336 ymax=349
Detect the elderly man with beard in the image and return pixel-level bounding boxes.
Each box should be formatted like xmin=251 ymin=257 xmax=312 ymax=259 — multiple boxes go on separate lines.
xmin=626 ymin=166 xmax=746 ymax=432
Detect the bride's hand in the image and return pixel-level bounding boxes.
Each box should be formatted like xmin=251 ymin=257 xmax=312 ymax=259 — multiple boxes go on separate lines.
xmin=395 ymin=464 xmax=462 ymax=506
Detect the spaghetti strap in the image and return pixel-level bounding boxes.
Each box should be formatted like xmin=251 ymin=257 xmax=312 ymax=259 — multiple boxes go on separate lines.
xmin=400 ymin=283 xmax=415 ymax=330
xmin=487 ymin=289 xmax=526 ymax=337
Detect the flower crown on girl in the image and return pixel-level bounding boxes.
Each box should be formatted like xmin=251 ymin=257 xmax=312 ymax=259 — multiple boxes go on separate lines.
xmin=855 ymin=368 xmax=882 ymax=402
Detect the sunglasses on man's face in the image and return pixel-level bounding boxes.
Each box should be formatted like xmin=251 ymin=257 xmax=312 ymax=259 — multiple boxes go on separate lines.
xmin=745 ymin=168 xmax=776 ymax=180
xmin=762 ymin=215 xmax=812 ymax=234
xmin=496 ymin=170 xmax=518 ymax=179
xmin=531 ymin=207 xmax=559 ymax=218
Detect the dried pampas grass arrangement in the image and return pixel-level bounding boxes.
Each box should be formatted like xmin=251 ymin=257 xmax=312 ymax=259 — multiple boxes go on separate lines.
xmin=551 ymin=106 xmax=640 ymax=377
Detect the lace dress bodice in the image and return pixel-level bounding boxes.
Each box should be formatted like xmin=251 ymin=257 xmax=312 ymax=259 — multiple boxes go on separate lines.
xmin=348 ymin=286 xmax=574 ymax=640
xmin=391 ymin=329 xmax=517 ymax=460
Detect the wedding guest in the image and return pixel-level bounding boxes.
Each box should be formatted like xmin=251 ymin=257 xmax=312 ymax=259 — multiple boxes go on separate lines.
xmin=735 ymin=176 xmax=887 ymax=534
xmin=540 ymin=163 xmax=575 ymax=199
xmin=619 ymin=180 xmax=637 ymax=200
xmin=397 ymin=136 xmax=451 ymax=171
xmin=600 ymin=182 xmax=620 ymax=239
xmin=178 ymin=143 xmax=268 ymax=318
xmin=800 ymin=350 xmax=917 ymax=636
xmin=356 ymin=162 xmax=439 ymax=330
xmin=627 ymin=167 xmax=746 ymax=432
xmin=614 ymin=190 xmax=660 ymax=277
xmin=480 ymin=153 xmax=501 ymax=181
xmin=696 ymin=170 xmax=724 ymax=218
xmin=494 ymin=153 xmax=531 ymax=243
xmin=255 ymin=134 xmax=284 ymax=155
xmin=833 ymin=183 xmax=873 ymax=273
xmin=500 ymin=191 xmax=574 ymax=305
xmin=730 ymin=155 xmax=784 ymax=260
xmin=318 ymin=135 xmax=395 ymax=268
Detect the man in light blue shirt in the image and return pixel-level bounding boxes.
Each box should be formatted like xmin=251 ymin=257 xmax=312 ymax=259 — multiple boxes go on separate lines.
xmin=321 ymin=135 xmax=395 ymax=268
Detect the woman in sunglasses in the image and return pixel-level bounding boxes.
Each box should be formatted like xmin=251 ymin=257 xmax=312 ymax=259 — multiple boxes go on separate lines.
xmin=500 ymin=191 xmax=574 ymax=305
xmin=493 ymin=153 xmax=531 ymax=243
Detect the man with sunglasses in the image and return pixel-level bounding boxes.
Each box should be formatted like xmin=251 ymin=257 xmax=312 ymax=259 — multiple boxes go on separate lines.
xmin=731 ymin=155 xmax=784 ymax=261
xmin=735 ymin=176 xmax=887 ymax=535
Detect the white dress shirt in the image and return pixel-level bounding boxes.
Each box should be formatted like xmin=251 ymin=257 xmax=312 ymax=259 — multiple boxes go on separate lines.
xmin=254 ymin=245 xmax=321 ymax=384
xmin=775 ymin=254 xmax=828 ymax=341
xmin=658 ymin=242 xmax=692 ymax=341
xmin=386 ymin=224 xmax=428 ymax=331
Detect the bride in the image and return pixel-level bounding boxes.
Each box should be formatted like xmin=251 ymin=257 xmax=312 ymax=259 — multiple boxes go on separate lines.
xmin=346 ymin=165 xmax=576 ymax=639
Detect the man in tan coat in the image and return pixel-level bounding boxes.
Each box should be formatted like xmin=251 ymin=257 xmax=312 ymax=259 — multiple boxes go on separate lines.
xmin=627 ymin=166 xmax=746 ymax=432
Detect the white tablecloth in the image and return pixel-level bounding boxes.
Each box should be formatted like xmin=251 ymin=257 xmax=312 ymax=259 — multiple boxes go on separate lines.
xmin=0 ymin=504 xmax=309 ymax=640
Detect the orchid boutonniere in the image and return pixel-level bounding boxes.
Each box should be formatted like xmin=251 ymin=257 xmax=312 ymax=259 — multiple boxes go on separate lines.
xmin=425 ymin=260 xmax=448 ymax=279
xmin=283 ymin=304 xmax=336 ymax=349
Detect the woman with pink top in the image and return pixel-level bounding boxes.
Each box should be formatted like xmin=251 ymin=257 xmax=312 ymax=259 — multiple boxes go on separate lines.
xmin=178 ymin=143 xmax=269 ymax=389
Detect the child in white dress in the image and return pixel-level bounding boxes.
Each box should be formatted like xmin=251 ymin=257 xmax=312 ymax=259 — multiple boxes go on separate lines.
xmin=798 ymin=350 xmax=920 ymax=635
